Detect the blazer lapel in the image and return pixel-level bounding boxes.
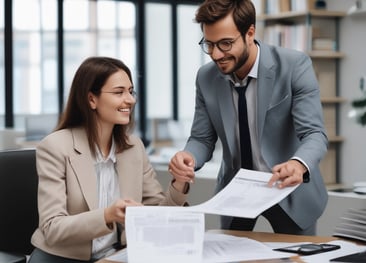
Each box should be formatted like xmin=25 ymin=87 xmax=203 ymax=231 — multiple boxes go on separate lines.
xmin=256 ymin=41 xmax=276 ymax=142
xmin=216 ymin=74 xmax=240 ymax=167
xmin=69 ymin=128 xmax=98 ymax=210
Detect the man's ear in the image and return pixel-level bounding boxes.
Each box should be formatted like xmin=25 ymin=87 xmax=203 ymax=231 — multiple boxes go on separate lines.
xmin=246 ymin=24 xmax=256 ymax=40
xmin=88 ymin=92 xmax=97 ymax=110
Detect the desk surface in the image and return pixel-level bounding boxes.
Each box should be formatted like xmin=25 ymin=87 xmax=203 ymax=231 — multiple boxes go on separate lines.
xmin=98 ymin=230 xmax=339 ymax=263
xmin=209 ymin=229 xmax=338 ymax=243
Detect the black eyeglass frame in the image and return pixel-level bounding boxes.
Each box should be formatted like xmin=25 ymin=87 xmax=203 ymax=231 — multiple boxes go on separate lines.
xmin=198 ymin=34 xmax=242 ymax=54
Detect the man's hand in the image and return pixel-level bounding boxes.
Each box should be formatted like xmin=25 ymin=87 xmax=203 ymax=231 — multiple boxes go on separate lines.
xmin=268 ymin=160 xmax=308 ymax=189
xmin=169 ymin=151 xmax=195 ymax=184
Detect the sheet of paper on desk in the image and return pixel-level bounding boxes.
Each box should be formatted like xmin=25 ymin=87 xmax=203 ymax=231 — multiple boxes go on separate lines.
xmin=105 ymin=232 xmax=292 ymax=263
xmin=203 ymin=232 xmax=292 ymax=262
xmin=125 ymin=206 xmax=205 ymax=263
xmin=189 ymin=168 xmax=299 ymax=218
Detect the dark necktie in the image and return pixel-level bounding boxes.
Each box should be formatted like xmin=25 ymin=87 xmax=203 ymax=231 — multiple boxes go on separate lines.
xmin=234 ymin=77 xmax=253 ymax=169
xmin=229 ymin=77 xmax=254 ymax=231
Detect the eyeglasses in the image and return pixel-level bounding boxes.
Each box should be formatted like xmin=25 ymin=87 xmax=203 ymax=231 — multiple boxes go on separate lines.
xmin=101 ymin=90 xmax=137 ymax=99
xmin=199 ymin=34 xmax=242 ymax=54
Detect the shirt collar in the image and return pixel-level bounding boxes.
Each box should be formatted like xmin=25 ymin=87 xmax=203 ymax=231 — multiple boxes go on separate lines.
xmin=225 ymin=43 xmax=260 ymax=85
xmin=95 ymin=139 xmax=117 ymax=164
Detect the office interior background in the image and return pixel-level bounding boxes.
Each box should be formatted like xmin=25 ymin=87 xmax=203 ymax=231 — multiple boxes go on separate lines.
xmin=0 ymin=0 xmax=365 ymax=187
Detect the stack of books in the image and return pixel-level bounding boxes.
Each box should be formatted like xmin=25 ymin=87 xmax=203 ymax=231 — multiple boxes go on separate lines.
xmin=333 ymin=208 xmax=366 ymax=242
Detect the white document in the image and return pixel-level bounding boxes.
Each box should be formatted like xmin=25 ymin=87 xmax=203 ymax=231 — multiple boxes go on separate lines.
xmin=106 ymin=231 xmax=291 ymax=263
xmin=110 ymin=169 xmax=299 ymax=263
xmin=189 ymin=168 xmax=299 ymax=218
xmin=202 ymin=232 xmax=291 ymax=262
xmin=125 ymin=206 xmax=205 ymax=263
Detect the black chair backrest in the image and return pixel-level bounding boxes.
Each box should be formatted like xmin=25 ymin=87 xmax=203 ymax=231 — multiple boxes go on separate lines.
xmin=0 ymin=149 xmax=38 ymax=255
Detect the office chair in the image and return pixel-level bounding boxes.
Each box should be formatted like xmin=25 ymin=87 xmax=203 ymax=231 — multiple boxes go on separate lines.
xmin=0 ymin=149 xmax=39 ymax=263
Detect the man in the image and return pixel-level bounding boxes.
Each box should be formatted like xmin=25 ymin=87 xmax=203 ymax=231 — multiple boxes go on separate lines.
xmin=169 ymin=0 xmax=328 ymax=235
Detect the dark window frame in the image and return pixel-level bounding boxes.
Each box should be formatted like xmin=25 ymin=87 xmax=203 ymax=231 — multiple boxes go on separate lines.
xmin=3 ymin=0 xmax=201 ymax=144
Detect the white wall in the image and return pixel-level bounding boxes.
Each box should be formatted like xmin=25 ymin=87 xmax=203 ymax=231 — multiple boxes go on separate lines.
xmin=327 ymin=0 xmax=366 ymax=186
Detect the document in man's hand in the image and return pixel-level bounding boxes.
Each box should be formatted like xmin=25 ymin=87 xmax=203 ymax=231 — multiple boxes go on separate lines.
xmin=189 ymin=168 xmax=299 ymax=218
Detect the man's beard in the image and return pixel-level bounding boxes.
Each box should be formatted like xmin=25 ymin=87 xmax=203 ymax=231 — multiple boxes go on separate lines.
xmin=229 ymin=46 xmax=249 ymax=75
xmin=215 ymin=46 xmax=249 ymax=76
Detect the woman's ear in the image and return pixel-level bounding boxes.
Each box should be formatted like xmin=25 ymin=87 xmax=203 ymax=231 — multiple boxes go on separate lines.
xmin=88 ymin=92 xmax=97 ymax=110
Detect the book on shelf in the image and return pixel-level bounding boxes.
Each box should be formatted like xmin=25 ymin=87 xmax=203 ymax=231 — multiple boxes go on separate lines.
xmin=312 ymin=38 xmax=336 ymax=51
xmin=333 ymin=208 xmax=366 ymax=242
xmin=264 ymin=0 xmax=279 ymax=14
xmin=263 ymin=0 xmax=316 ymax=14
xmin=291 ymin=0 xmax=316 ymax=12
xmin=263 ymin=24 xmax=307 ymax=52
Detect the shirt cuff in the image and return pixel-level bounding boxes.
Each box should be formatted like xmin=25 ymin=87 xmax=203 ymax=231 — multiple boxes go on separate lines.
xmin=291 ymin=157 xmax=310 ymax=183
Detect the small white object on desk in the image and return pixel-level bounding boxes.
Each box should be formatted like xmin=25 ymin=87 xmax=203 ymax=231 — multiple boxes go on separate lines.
xmin=354 ymin=187 xmax=366 ymax=195
xmin=353 ymin=182 xmax=366 ymax=195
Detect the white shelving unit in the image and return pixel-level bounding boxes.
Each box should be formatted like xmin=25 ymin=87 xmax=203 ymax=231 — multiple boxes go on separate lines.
xmin=256 ymin=4 xmax=346 ymax=184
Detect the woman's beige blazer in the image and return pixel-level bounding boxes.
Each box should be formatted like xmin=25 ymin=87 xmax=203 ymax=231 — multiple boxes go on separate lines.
xmin=31 ymin=127 xmax=186 ymax=260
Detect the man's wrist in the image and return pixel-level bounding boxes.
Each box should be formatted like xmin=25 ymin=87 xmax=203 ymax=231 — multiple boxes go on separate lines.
xmin=291 ymin=159 xmax=310 ymax=183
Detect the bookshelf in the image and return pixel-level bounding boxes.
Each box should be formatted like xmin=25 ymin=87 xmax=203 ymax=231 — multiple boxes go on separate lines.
xmin=256 ymin=0 xmax=346 ymax=184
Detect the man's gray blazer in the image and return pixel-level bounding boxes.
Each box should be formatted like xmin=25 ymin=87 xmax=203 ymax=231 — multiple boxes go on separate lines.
xmin=184 ymin=40 xmax=328 ymax=230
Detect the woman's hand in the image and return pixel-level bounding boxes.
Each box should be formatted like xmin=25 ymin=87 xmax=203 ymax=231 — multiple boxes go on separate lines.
xmin=104 ymin=199 xmax=142 ymax=225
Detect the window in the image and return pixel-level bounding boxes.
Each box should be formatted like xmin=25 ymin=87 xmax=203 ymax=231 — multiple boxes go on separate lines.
xmin=146 ymin=3 xmax=172 ymax=119
xmin=177 ymin=4 xmax=209 ymax=124
xmin=1 ymin=0 xmax=208 ymax=143
xmin=63 ymin=1 xmax=137 ymax=104
xmin=12 ymin=0 xmax=58 ymax=128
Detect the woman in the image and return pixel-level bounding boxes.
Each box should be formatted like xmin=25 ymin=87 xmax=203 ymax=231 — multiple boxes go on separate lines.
xmin=28 ymin=57 xmax=189 ymax=262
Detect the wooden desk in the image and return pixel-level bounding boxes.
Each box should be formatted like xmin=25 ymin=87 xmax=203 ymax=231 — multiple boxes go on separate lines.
xmin=98 ymin=230 xmax=339 ymax=263
xmin=209 ymin=229 xmax=338 ymax=243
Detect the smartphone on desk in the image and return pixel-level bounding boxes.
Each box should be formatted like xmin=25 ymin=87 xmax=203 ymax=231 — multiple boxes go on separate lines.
xmin=274 ymin=243 xmax=341 ymax=255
